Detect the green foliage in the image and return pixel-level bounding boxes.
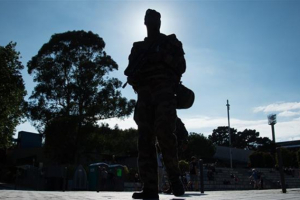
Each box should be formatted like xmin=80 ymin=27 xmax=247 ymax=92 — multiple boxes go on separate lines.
xmin=44 ymin=117 xmax=139 ymax=164
xmin=125 ymin=167 xmax=139 ymax=182
xmin=209 ymin=127 xmax=273 ymax=151
xmin=263 ymin=153 xmax=275 ymax=168
xmin=249 ymin=151 xmax=264 ymax=167
xmin=249 ymin=151 xmax=274 ymax=168
xmin=95 ymin=125 xmax=138 ymax=156
xmin=276 ymin=148 xmax=298 ymax=168
xmin=178 ymin=160 xmax=189 ymax=173
xmin=208 ymin=126 xmax=237 ymax=147
xmin=0 ymin=42 xmax=27 ymax=149
xmin=256 ymin=137 xmax=275 ymax=152
xmin=44 ymin=116 xmax=80 ymax=164
xmin=27 ymin=30 xmax=135 ymax=132
xmin=123 ymin=165 xmax=129 ymax=175
xmin=27 ymin=30 xmax=135 ymax=164
xmin=234 ymin=129 xmax=259 ymax=149
xmin=183 ymin=132 xmax=216 ymax=160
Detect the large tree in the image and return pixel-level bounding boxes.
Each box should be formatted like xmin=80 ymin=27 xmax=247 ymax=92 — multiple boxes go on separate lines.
xmin=233 ymin=129 xmax=273 ymax=151
xmin=0 ymin=42 xmax=27 ymax=149
xmin=208 ymin=126 xmax=237 ymax=147
xmin=27 ymin=31 xmax=135 ymax=164
xmin=27 ymin=30 xmax=135 ymax=132
xmin=234 ymin=129 xmax=260 ymax=150
xmin=43 ymin=116 xmax=79 ymax=164
xmin=182 ymin=132 xmax=216 ymax=160
xmin=95 ymin=125 xmax=138 ymax=157
xmin=209 ymin=126 xmax=273 ymax=151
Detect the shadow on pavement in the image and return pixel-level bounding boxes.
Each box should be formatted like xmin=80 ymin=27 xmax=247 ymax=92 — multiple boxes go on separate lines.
xmin=165 ymin=192 xmax=208 ymax=200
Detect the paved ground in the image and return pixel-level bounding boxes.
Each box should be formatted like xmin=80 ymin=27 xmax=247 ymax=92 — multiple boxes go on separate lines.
xmin=0 ymin=189 xmax=299 ymax=200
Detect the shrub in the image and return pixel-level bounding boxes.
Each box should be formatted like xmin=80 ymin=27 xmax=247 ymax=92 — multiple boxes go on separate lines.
xmin=249 ymin=151 xmax=274 ymax=168
xmin=263 ymin=152 xmax=275 ymax=168
xmin=249 ymin=151 xmax=264 ymax=167
xmin=276 ymin=148 xmax=298 ymax=168
xmin=179 ymin=160 xmax=189 ymax=174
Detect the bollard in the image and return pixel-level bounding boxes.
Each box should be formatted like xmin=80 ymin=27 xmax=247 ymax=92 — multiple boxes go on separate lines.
xmin=15 ymin=169 xmax=19 ymax=190
xmin=97 ymin=166 xmax=101 ymax=193
xmin=199 ymin=159 xmax=204 ymax=194
xmin=277 ymin=148 xmax=286 ymax=193
xmin=63 ymin=167 xmax=67 ymax=192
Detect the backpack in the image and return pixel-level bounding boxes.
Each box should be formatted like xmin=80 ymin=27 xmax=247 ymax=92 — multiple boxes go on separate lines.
xmin=176 ymin=82 xmax=195 ymax=109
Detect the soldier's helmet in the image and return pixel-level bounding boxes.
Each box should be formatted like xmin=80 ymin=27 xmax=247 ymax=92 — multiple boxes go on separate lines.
xmin=144 ymin=9 xmax=161 ymax=30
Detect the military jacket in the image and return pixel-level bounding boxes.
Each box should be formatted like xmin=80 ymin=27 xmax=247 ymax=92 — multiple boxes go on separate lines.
xmin=125 ymin=33 xmax=186 ymax=88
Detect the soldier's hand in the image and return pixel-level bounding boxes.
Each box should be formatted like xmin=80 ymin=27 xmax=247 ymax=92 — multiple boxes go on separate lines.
xmin=127 ymin=76 xmax=138 ymax=87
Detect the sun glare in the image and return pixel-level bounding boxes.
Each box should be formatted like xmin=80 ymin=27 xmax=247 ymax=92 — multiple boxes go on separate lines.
xmin=124 ymin=3 xmax=178 ymax=41
xmin=127 ymin=9 xmax=147 ymax=40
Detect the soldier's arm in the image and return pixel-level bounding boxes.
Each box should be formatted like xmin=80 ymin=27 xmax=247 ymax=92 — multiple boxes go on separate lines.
xmin=124 ymin=42 xmax=147 ymax=88
xmin=124 ymin=42 xmax=143 ymax=76
xmin=163 ymin=34 xmax=186 ymax=76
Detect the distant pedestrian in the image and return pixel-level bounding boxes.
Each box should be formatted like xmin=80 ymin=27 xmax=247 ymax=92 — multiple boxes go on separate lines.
xmin=249 ymin=169 xmax=259 ymax=189
xmin=134 ymin=173 xmax=140 ymax=191
xmin=101 ymin=167 xmax=108 ymax=190
xmin=189 ymin=156 xmax=198 ymax=191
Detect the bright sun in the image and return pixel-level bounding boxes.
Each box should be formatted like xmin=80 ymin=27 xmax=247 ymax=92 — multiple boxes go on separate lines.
xmin=125 ymin=4 xmax=177 ymax=41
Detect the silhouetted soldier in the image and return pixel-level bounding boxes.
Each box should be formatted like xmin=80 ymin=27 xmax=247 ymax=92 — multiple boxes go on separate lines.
xmin=124 ymin=9 xmax=186 ymax=199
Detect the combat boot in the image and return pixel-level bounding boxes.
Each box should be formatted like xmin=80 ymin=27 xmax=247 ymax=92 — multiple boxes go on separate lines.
xmin=132 ymin=189 xmax=159 ymax=199
xmin=163 ymin=186 xmax=172 ymax=194
xmin=170 ymin=178 xmax=185 ymax=196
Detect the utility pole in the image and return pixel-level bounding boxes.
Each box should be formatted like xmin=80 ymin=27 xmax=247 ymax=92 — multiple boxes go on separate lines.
xmin=226 ymin=100 xmax=233 ymax=169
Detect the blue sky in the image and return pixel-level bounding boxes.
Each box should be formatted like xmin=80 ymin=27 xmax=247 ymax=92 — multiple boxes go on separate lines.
xmin=1 ymin=0 xmax=300 ymax=142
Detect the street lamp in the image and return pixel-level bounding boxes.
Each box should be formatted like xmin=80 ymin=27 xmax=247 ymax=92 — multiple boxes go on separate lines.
xmin=226 ymin=100 xmax=233 ymax=169
xmin=268 ymin=114 xmax=277 ymax=143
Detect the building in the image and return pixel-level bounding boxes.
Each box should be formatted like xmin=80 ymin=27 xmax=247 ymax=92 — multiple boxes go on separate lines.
xmin=276 ymin=140 xmax=300 ymax=149
xmin=9 ymin=131 xmax=44 ymax=166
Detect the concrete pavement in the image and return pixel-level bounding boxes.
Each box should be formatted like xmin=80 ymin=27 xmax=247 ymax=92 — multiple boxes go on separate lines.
xmin=0 ymin=189 xmax=300 ymax=200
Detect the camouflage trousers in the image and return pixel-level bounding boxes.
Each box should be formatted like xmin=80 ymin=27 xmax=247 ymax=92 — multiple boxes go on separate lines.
xmin=134 ymin=81 xmax=181 ymax=192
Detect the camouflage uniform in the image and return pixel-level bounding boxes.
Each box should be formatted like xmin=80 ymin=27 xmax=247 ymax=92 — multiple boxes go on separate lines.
xmin=125 ymin=33 xmax=186 ymax=192
xmin=174 ymin=117 xmax=189 ymax=148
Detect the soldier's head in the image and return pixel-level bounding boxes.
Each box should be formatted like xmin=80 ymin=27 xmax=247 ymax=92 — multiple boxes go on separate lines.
xmin=144 ymin=9 xmax=161 ymax=31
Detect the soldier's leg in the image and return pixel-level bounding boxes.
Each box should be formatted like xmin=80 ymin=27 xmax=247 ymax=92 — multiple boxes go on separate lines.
xmin=153 ymin=85 xmax=184 ymax=196
xmin=154 ymin=94 xmax=180 ymax=182
xmin=134 ymin=99 xmax=158 ymax=193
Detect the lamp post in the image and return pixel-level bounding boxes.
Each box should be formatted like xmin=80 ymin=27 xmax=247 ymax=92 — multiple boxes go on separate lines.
xmin=268 ymin=114 xmax=277 ymax=143
xmin=226 ymin=100 xmax=233 ymax=169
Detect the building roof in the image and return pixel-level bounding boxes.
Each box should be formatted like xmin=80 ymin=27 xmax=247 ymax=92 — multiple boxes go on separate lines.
xmin=276 ymin=140 xmax=300 ymax=148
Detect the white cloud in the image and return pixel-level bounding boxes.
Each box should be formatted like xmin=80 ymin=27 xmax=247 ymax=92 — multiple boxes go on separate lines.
xmin=183 ymin=116 xmax=227 ymax=129
xmin=179 ymin=115 xmax=300 ymax=142
xmin=231 ymin=118 xmax=300 ymax=142
xmin=253 ymin=102 xmax=300 ymax=113
xmin=250 ymin=102 xmax=300 ymax=140
xmin=102 ymin=114 xmax=300 ymax=142
xmin=278 ymin=110 xmax=300 ymax=117
xmin=182 ymin=115 xmax=268 ymax=137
